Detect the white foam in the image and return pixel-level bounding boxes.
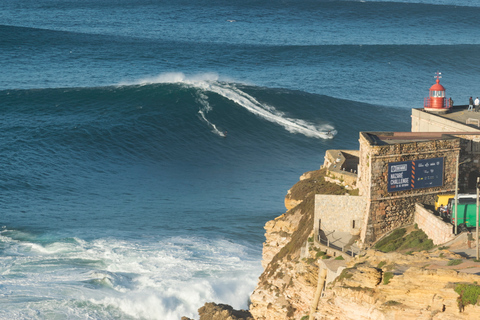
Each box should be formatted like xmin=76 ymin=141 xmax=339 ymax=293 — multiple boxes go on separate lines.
xmin=196 ymin=91 xmax=227 ymax=137
xmin=119 ymin=72 xmax=222 ymax=86
xmin=204 ymin=81 xmax=336 ymax=139
xmin=120 ymin=72 xmax=336 ymax=139
xmin=0 ymin=232 xmax=261 ymax=320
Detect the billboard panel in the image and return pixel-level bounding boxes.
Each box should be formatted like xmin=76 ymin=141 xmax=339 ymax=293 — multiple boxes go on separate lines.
xmin=388 ymin=157 xmax=444 ymax=192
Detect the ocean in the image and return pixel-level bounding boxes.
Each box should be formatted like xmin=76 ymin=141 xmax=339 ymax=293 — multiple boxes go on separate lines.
xmin=1 ymin=0 xmax=479 ymax=319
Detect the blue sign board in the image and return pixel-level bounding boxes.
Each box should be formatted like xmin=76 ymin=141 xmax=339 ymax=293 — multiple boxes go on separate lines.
xmin=388 ymin=157 xmax=444 ymax=192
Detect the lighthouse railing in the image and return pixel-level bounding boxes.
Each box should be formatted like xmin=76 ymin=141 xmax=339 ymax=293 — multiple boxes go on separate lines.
xmin=424 ymin=97 xmax=431 ymax=108
xmin=423 ymin=97 xmax=452 ymax=109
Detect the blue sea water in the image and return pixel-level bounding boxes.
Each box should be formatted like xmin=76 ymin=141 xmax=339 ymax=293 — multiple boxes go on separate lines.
xmin=1 ymin=0 xmax=480 ymax=319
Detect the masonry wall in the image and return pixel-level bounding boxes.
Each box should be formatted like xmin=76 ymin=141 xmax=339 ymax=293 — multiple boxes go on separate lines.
xmin=314 ymin=194 xmax=367 ymax=236
xmin=358 ymin=133 xmax=461 ymax=245
xmin=414 ymin=203 xmax=455 ymax=245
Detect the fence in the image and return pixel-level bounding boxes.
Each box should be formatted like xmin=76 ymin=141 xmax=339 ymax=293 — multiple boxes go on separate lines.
xmin=316 ymin=228 xmax=362 ymax=258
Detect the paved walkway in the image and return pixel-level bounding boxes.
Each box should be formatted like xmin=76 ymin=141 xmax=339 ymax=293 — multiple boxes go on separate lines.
xmin=319 ymin=229 xmax=361 ymax=254
xmin=442 ymin=104 xmax=480 ymax=128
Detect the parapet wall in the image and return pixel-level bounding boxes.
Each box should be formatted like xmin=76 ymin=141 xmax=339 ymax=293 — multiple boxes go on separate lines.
xmin=414 ymin=203 xmax=455 ymax=245
xmin=411 ymin=108 xmax=480 ymax=133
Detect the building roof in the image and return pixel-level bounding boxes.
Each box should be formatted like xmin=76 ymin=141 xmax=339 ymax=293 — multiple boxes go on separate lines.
xmin=417 ymin=105 xmax=480 ymax=130
xmin=361 ymin=131 xmax=460 ymax=146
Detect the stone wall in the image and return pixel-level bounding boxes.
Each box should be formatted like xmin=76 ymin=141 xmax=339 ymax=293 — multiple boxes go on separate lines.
xmin=458 ymin=136 xmax=480 ymax=191
xmin=358 ymin=132 xmax=461 ymax=245
xmin=314 ymin=194 xmax=366 ymax=235
xmin=414 ymin=203 xmax=455 ymax=245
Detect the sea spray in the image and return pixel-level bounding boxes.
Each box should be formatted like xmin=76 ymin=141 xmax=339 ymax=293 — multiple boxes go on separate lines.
xmin=0 ymin=229 xmax=261 ymax=320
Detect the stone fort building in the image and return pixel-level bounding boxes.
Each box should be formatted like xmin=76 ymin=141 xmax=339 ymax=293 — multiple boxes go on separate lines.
xmin=315 ymin=77 xmax=480 ymax=248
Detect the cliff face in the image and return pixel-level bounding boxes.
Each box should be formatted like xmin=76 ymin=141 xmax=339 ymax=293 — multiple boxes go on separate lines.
xmin=249 ymin=169 xmax=480 ymax=320
xmin=250 ymin=204 xmax=317 ymax=319
xmin=250 ymin=169 xmax=347 ymax=320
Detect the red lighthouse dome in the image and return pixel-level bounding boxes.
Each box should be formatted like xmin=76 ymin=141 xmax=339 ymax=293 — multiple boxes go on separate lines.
xmin=424 ymin=71 xmax=451 ymax=113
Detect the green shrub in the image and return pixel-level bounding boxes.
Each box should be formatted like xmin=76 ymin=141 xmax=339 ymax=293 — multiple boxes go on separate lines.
xmin=383 ymin=272 xmax=394 ymax=285
xmin=455 ymin=283 xmax=480 ymax=310
xmin=377 ymin=261 xmax=387 ymax=269
xmin=447 ymin=259 xmax=463 ymax=266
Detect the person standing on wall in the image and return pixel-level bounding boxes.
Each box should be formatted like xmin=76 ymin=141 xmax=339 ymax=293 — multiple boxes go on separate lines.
xmin=469 ymin=97 xmax=474 ymax=111
xmin=468 ymin=230 xmax=473 ymax=249
xmin=475 ymin=97 xmax=480 ymax=112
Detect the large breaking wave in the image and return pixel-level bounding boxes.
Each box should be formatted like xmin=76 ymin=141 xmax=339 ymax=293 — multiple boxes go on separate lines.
xmin=120 ymin=73 xmax=336 ymax=139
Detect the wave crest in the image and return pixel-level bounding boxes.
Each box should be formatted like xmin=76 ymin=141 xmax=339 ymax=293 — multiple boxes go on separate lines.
xmin=121 ymin=73 xmax=336 ymax=139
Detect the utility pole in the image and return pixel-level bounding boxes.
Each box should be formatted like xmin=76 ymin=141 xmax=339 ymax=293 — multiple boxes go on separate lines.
xmin=477 ymin=177 xmax=479 ymax=260
xmin=455 ymin=154 xmax=459 ymax=235
xmin=454 ymin=156 xmax=471 ymax=235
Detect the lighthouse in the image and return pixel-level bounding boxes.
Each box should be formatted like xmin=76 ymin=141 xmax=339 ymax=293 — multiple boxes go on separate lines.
xmin=423 ymin=71 xmax=451 ymax=114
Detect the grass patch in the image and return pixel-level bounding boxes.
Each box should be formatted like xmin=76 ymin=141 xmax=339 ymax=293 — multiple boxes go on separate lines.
xmin=374 ymin=227 xmax=434 ymax=253
xmin=374 ymin=228 xmax=407 ymax=252
xmin=260 ymin=169 xmax=350 ymax=284
xmin=315 ymin=251 xmax=326 ymax=258
xmin=288 ymin=168 xmax=352 ymax=200
xmin=383 ymin=272 xmax=394 ymax=285
xmin=335 ymin=255 xmax=345 ymax=260
xmin=455 ymin=283 xmax=480 ymax=311
xmin=397 ymin=230 xmax=434 ymax=251
xmin=377 ymin=261 xmax=387 ymax=269
xmin=336 ymin=268 xmax=353 ymax=283
xmin=447 ymin=259 xmax=463 ymax=266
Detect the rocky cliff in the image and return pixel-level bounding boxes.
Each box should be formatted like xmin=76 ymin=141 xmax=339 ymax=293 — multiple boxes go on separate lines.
xmin=249 ymin=169 xmax=480 ymax=320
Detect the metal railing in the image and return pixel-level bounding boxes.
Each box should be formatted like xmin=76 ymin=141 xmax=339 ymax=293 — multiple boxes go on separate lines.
xmin=466 ymin=118 xmax=480 ymax=127
xmin=317 ymin=229 xmax=362 ymax=257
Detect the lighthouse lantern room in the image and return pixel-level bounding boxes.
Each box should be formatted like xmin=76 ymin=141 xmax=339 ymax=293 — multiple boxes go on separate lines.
xmin=424 ymin=71 xmax=451 ymax=114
